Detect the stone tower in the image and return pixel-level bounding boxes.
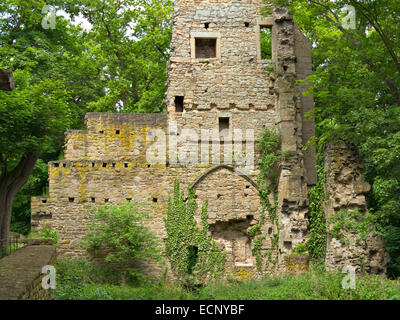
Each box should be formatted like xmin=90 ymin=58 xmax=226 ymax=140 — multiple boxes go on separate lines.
xmin=31 ymin=0 xmax=324 ymax=277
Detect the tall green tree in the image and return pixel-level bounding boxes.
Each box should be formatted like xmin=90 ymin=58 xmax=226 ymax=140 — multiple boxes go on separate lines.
xmin=0 ymin=0 xmax=84 ymax=245
xmin=268 ymin=0 xmax=400 ymax=277
xmin=64 ymin=0 xmax=173 ymax=113
xmin=1 ymin=0 xmax=173 ymax=237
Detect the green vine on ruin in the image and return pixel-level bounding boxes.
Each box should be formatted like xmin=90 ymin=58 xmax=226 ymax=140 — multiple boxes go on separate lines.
xmin=328 ymin=209 xmax=379 ymax=247
xmin=250 ymin=127 xmax=281 ymax=272
xmin=305 ymin=146 xmax=327 ymax=268
xmin=164 ymin=180 xmax=226 ymax=287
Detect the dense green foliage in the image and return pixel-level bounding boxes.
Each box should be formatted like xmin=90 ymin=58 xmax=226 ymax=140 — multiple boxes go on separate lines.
xmin=54 ymin=258 xmax=400 ymax=300
xmin=260 ymin=27 xmax=272 ymax=60
xmin=53 ymin=258 xmax=195 ymax=300
xmin=267 ymin=0 xmax=400 ymax=277
xmin=1 ymin=0 xmax=172 ymax=236
xmin=165 ymin=180 xmax=226 ymax=287
xmin=81 ymin=202 xmax=163 ymax=283
xmin=62 ymin=0 xmax=172 ymax=114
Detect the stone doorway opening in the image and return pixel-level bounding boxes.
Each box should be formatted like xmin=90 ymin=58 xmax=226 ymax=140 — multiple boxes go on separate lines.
xmin=208 ymin=217 xmax=255 ymax=269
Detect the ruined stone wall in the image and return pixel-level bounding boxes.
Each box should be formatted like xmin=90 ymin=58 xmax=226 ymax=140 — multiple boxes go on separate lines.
xmin=271 ymin=8 xmax=311 ymax=269
xmin=324 ymin=142 xmax=389 ymax=275
xmin=64 ymin=113 xmax=167 ymax=161
xmin=31 ymin=3 xmax=318 ymax=277
xmin=32 ymin=114 xmax=272 ymax=276
xmin=165 ymin=0 xmax=275 ymax=113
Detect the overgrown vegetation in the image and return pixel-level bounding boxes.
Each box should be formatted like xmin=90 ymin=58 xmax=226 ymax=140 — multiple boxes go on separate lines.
xmin=53 ymin=258 xmax=400 ymax=300
xmin=250 ymin=127 xmax=282 ymax=272
xmin=81 ymin=202 xmax=163 ymax=285
xmin=164 ymin=180 xmax=226 ymax=288
xmin=2 ymin=0 xmax=173 ymax=241
xmin=29 ymin=225 xmax=59 ymax=245
xmin=267 ymin=0 xmax=400 ymax=278
xmin=306 ymin=149 xmax=327 ymax=267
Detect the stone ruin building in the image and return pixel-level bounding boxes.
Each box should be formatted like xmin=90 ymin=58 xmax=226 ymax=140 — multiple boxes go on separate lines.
xmin=31 ymin=0 xmax=388 ymax=277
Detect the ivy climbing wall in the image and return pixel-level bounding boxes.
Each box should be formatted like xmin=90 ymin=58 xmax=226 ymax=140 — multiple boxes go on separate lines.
xmin=31 ymin=2 xmax=322 ymax=278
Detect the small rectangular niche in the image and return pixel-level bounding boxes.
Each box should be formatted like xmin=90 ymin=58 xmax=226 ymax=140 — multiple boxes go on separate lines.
xmin=91 ymin=197 xmax=96 ymax=203
xmin=175 ymin=96 xmax=184 ymax=112
xmin=68 ymin=197 xmax=74 ymax=203
xmin=195 ymin=38 xmax=217 ymax=59
xmin=260 ymin=26 xmax=272 ymax=60
xmin=219 ymin=117 xmax=230 ymax=134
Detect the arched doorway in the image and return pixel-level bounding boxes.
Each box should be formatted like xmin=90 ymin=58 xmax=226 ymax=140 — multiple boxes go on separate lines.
xmin=191 ymin=165 xmax=271 ymax=271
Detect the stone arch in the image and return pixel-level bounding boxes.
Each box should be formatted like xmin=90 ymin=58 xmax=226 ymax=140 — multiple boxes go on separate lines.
xmin=190 ymin=165 xmax=259 ymax=192
xmin=189 ymin=165 xmax=266 ymax=271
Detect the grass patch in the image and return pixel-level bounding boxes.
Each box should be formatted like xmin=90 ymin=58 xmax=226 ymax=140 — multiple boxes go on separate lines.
xmin=53 ymin=258 xmax=400 ymax=300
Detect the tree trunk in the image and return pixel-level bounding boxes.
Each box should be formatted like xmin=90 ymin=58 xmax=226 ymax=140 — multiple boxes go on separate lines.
xmin=0 ymin=69 xmax=15 ymax=91
xmin=0 ymin=154 xmax=39 ymax=252
xmin=121 ymin=268 xmax=127 ymax=286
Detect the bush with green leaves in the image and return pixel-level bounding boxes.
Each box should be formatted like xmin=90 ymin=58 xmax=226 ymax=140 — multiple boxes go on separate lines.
xmin=53 ymin=258 xmax=195 ymax=300
xmin=81 ymin=202 xmax=163 ymax=284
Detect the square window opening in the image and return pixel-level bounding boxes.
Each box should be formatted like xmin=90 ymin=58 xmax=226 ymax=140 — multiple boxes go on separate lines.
xmin=195 ymin=38 xmax=217 ymax=59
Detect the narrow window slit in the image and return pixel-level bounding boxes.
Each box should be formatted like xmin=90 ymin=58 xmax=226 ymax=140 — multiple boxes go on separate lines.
xmin=260 ymin=26 xmax=272 ymax=60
